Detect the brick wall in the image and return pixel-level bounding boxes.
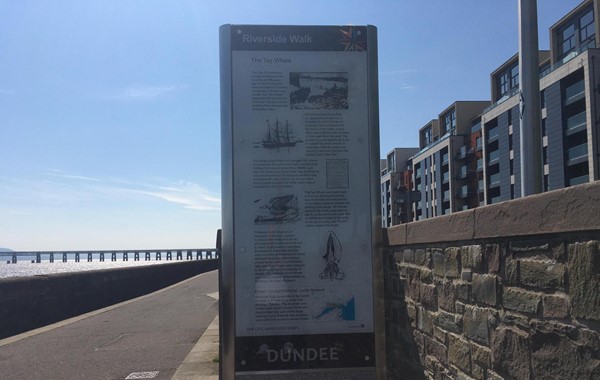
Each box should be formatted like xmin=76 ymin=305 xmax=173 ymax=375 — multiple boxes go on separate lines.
xmin=384 ymin=182 xmax=600 ymax=380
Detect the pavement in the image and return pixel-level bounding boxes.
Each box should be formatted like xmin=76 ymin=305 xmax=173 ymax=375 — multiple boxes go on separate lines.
xmin=0 ymin=270 xmax=221 ymax=380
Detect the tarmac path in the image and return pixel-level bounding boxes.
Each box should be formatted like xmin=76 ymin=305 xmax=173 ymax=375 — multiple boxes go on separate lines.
xmin=0 ymin=270 xmax=219 ymax=380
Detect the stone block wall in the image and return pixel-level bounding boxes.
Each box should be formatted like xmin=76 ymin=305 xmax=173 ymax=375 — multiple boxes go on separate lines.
xmin=384 ymin=182 xmax=600 ymax=380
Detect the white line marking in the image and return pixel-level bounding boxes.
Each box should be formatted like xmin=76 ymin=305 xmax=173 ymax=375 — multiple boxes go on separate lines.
xmin=125 ymin=371 xmax=159 ymax=379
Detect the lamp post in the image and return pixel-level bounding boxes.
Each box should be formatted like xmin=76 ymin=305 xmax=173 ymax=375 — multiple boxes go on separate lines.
xmin=519 ymin=0 xmax=543 ymax=196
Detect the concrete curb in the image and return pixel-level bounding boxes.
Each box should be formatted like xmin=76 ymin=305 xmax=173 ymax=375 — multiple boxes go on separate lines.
xmin=172 ymin=314 xmax=220 ymax=380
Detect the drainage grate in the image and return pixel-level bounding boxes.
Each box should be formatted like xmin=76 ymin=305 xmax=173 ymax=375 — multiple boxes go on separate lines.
xmin=125 ymin=371 xmax=159 ymax=379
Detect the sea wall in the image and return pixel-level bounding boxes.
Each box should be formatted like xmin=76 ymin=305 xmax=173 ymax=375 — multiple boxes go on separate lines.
xmin=0 ymin=260 xmax=219 ymax=339
xmin=384 ymin=182 xmax=600 ymax=379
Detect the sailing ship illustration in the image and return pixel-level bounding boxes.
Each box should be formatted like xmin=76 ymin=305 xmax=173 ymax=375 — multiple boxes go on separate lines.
xmin=254 ymin=194 xmax=300 ymax=224
xmin=262 ymin=119 xmax=302 ymax=149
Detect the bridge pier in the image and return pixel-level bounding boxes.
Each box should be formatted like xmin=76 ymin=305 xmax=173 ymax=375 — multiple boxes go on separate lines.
xmin=123 ymin=252 xmax=128 ymax=261
xmin=87 ymin=253 xmax=93 ymax=262
xmin=166 ymin=251 xmax=172 ymax=261
xmin=100 ymin=253 xmax=105 ymax=262
xmin=145 ymin=252 xmax=151 ymax=261
xmin=11 ymin=254 xmax=17 ymax=264
xmin=176 ymin=250 xmax=182 ymax=260
xmin=50 ymin=253 xmax=54 ymax=263
xmin=156 ymin=251 xmax=162 ymax=261
xmin=36 ymin=252 xmax=41 ymax=263
xmin=206 ymin=251 xmax=212 ymax=259
xmin=75 ymin=253 xmax=80 ymax=262
xmin=187 ymin=250 xmax=193 ymax=260
xmin=134 ymin=252 xmax=140 ymax=261
xmin=62 ymin=253 xmax=67 ymax=262
xmin=196 ymin=250 xmax=201 ymax=260
xmin=111 ymin=252 xmax=117 ymax=262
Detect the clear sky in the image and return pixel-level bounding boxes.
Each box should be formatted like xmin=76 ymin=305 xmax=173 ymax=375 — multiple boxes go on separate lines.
xmin=0 ymin=0 xmax=583 ymax=250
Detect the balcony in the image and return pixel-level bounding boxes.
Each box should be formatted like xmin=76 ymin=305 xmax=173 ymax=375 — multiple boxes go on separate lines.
xmin=487 ymin=127 xmax=499 ymax=142
xmin=455 ymin=146 xmax=472 ymax=160
xmin=442 ymin=171 xmax=450 ymax=184
xmin=565 ymin=80 xmax=585 ymax=105
xmin=476 ymin=138 xmax=483 ymax=151
xmin=489 ymin=173 xmax=501 ymax=187
xmin=569 ymin=174 xmax=589 ymax=186
xmin=566 ymin=143 xmax=589 ymax=162
xmin=488 ymin=150 xmax=500 ymax=164
xmin=490 ymin=195 xmax=502 ymax=204
xmin=443 ymin=190 xmax=450 ymax=201
xmin=478 ymin=179 xmax=485 ymax=192
xmin=456 ymin=166 xmax=469 ymax=180
xmin=477 ymin=158 xmax=484 ymax=171
xmin=441 ymin=153 xmax=449 ymax=166
xmin=565 ymin=111 xmax=587 ymax=135
xmin=456 ymin=185 xmax=469 ymax=199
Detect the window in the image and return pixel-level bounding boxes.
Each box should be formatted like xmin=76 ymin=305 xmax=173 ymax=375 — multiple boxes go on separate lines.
xmin=510 ymin=65 xmax=519 ymax=89
xmin=580 ymin=9 xmax=595 ymax=44
xmin=557 ymin=6 xmax=596 ymax=61
xmin=497 ymin=63 xmax=519 ymax=98
xmin=498 ymin=72 xmax=510 ymax=97
xmin=560 ymin=23 xmax=576 ymax=58
xmin=422 ymin=127 xmax=432 ymax=146
xmin=443 ymin=110 xmax=456 ymax=134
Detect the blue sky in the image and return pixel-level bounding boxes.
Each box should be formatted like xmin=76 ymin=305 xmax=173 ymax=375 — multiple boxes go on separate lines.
xmin=0 ymin=0 xmax=582 ymax=250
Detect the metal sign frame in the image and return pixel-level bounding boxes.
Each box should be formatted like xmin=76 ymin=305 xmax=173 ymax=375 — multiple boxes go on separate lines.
xmin=220 ymin=24 xmax=384 ymax=379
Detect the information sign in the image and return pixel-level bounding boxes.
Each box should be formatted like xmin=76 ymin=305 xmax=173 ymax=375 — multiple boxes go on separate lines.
xmin=220 ymin=24 xmax=381 ymax=378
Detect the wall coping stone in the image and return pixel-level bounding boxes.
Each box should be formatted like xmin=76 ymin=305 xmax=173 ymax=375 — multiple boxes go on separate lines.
xmin=388 ymin=182 xmax=600 ymax=246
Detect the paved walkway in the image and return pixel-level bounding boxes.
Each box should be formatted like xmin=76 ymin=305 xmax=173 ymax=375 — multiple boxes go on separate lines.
xmin=0 ymin=270 xmax=219 ymax=380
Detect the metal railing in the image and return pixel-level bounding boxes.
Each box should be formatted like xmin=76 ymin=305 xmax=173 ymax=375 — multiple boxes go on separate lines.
xmin=1 ymin=249 xmax=219 ymax=264
xmin=566 ymin=111 xmax=587 ymax=133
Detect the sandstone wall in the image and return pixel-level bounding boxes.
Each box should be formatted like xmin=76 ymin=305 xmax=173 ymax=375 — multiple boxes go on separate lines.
xmin=384 ymin=182 xmax=600 ymax=380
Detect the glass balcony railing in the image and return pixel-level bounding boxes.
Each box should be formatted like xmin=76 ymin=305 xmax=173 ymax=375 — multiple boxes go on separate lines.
xmin=569 ymin=174 xmax=589 ymax=186
xmin=442 ymin=171 xmax=450 ymax=183
xmin=476 ymin=138 xmax=482 ymax=151
xmin=487 ymin=127 xmax=499 ymax=141
xmin=565 ymin=80 xmax=585 ymax=105
xmin=567 ymin=143 xmax=589 ymax=161
xmin=441 ymin=153 xmax=449 ymax=165
xmin=443 ymin=190 xmax=450 ymax=201
xmin=478 ymin=180 xmax=484 ymax=192
xmin=457 ymin=185 xmax=469 ymax=198
xmin=477 ymin=158 xmax=483 ymax=171
xmin=490 ymin=195 xmax=502 ymax=204
xmin=457 ymin=166 xmax=468 ymax=179
xmin=455 ymin=146 xmax=470 ymax=160
xmin=489 ymin=173 xmax=500 ymax=186
xmin=471 ymin=122 xmax=482 ymax=133
xmin=489 ymin=150 xmax=500 ymax=163
xmin=565 ymin=111 xmax=587 ymax=133
xmin=415 ymin=168 xmax=422 ymax=177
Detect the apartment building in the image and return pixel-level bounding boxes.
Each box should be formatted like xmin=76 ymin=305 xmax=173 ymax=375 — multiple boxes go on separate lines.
xmin=381 ymin=147 xmax=419 ymax=227
xmin=382 ymin=0 xmax=600 ymax=224
xmin=411 ymin=101 xmax=489 ymax=221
